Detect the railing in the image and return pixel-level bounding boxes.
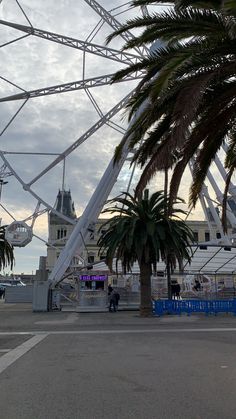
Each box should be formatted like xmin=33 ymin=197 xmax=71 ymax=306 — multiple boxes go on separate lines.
xmin=154 ymin=299 xmax=236 ymax=316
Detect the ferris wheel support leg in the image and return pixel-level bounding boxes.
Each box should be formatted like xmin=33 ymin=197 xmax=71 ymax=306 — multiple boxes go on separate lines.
xmin=48 ymin=150 xmax=128 ymax=287
xmin=206 ymin=170 xmax=236 ymax=230
xmin=48 ymin=98 xmax=149 ymax=289
xmin=214 ymin=153 xmax=236 ymax=202
xmin=198 ymin=185 xmax=215 ymax=239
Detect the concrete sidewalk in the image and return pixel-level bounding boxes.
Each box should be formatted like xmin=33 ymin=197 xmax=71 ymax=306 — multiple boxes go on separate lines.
xmin=1 ymin=301 xmax=236 ymax=331
xmin=0 ymin=303 xmax=236 ymax=418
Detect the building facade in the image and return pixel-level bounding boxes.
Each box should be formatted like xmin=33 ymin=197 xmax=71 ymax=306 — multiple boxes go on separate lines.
xmin=46 ymin=190 xmax=234 ymax=274
xmin=46 ymin=190 xmax=79 ymax=274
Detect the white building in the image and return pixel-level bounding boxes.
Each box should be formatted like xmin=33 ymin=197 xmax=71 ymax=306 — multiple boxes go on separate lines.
xmin=46 ymin=190 xmax=234 ymax=274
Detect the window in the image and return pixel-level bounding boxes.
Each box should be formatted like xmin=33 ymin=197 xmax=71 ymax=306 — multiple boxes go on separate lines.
xmin=57 ymin=229 xmax=67 ymax=239
xmin=88 ymin=255 xmax=94 ymax=263
xmin=193 ymin=232 xmax=198 ymax=242
xmin=205 ymin=232 xmax=210 ymax=242
xmin=216 ymin=232 xmax=221 ymax=239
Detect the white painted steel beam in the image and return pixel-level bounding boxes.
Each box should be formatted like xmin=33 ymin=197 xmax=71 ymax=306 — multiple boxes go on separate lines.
xmin=214 ymin=154 xmax=236 ymax=201
xmin=49 ymin=99 xmax=149 ymax=286
xmin=84 ymin=0 xmax=149 ymax=56
xmin=0 ymin=71 xmax=144 ymax=102
xmin=0 ymin=150 xmax=77 ymax=225
xmin=27 ymin=90 xmax=136 ymax=187
xmin=206 ymin=169 xmax=236 ymax=229
xmin=0 ymin=19 xmax=141 ymax=65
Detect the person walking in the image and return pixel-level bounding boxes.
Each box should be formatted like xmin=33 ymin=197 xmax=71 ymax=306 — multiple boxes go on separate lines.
xmin=171 ymin=280 xmax=181 ymax=299
xmin=175 ymin=281 xmax=181 ymax=299
xmin=171 ymin=280 xmax=177 ymax=299
xmin=114 ymin=289 xmax=120 ymax=311
xmin=108 ymin=286 xmax=116 ymax=312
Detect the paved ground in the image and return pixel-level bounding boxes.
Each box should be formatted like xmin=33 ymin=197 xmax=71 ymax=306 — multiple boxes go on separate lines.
xmin=0 ymin=302 xmax=236 ymax=418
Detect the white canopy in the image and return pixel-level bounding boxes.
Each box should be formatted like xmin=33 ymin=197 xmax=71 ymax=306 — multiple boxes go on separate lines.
xmin=90 ymin=245 xmax=236 ymax=275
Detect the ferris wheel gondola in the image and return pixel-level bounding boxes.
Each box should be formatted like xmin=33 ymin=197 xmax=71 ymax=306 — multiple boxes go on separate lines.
xmin=5 ymin=220 xmax=33 ymax=247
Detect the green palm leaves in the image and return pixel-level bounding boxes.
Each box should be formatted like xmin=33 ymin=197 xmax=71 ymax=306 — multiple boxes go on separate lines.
xmin=98 ymin=191 xmax=194 ymax=272
xmin=107 ymin=1 xmax=236 ymax=220
xmin=98 ymin=191 xmax=194 ymax=314
xmin=0 ymin=226 xmax=14 ymax=271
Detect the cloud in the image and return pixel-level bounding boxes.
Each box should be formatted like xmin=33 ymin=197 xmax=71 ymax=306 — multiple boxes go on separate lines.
xmin=0 ymin=1 xmax=142 ymax=273
xmin=0 ymin=1 xmax=222 ymax=274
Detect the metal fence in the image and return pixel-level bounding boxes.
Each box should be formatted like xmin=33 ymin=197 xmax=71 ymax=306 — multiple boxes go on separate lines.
xmin=154 ymin=299 xmax=236 ymax=316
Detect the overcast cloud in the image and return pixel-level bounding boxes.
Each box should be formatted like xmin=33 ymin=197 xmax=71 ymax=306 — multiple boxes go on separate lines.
xmin=0 ymin=1 xmax=213 ymax=274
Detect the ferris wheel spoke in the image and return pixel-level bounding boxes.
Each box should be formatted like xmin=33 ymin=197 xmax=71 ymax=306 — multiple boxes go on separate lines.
xmin=0 ymin=203 xmax=16 ymax=221
xmin=84 ymin=0 xmax=149 ymax=56
xmin=0 ymin=71 xmax=144 ymax=102
xmin=1 ymin=33 xmax=31 ymax=48
xmin=84 ymin=88 xmax=126 ymax=135
xmin=0 ymin=151 xmax=77 ymax=225
xmin=15 ymin=0 xmax=33 ymax=28
xmin=0 ymin=98 xmax=28 ymax=136
xmin=0 ymin=19 xmax=141 ymax=65
xmin=27 ymin=89 xmax=137 ymax=188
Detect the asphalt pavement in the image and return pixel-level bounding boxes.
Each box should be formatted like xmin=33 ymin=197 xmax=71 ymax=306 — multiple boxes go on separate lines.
xmin=0 ymin=302 xmax=236 ymax=419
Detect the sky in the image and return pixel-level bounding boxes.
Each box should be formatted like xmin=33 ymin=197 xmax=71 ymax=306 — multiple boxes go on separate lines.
xmin=0 ymin=0 xmax=226 ymax=275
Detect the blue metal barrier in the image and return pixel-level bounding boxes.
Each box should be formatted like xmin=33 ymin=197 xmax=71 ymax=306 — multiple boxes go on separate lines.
xmin=154 ymin=299 xmax=236 ymax=316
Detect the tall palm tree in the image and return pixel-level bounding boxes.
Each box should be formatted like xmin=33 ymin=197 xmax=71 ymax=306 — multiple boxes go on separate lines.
xmin=97 ymin=191 xmax=194 ymax=316
xmin=0 ymin=225 xmax=14 ymax=271
xmin=107 ymin=1 xmax=236 ymax=227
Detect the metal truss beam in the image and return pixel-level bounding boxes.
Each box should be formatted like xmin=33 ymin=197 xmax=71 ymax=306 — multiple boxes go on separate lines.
xmin=84 ymin=0 xmax=149 ymax=56
xmin=0 ymin=19 xmax=141 ymax=65
xmin=0 ymin=150 xmax=77 ymax=225
xmin=0 ymin=71 xmax=144 ymax=102
xmin=49 ymin=97 xmax=149 ymax=286
xmin=206 ymin=169 xmax=236 ymax=229
xmin=27 ymin=89 xmax=136 ymax=187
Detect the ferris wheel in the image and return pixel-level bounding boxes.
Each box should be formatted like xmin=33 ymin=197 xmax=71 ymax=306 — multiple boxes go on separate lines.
xmin=1 ymin=0 xmax=236 ymax=284
xmin=0 ymin=0 xmax=152 ymax=274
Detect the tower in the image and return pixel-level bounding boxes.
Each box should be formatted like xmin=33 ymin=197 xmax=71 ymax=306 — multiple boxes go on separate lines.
xmin=47 ymin=190 xmax=78 ymax=274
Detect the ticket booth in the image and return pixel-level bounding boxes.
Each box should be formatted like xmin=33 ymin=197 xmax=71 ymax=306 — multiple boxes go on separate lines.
xmin=76 ymin=274 xmax=108 ymax=312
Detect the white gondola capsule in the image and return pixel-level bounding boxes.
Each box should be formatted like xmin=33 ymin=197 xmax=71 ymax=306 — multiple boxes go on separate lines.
xmin=5 ymin=221 xmax=33 ymax=247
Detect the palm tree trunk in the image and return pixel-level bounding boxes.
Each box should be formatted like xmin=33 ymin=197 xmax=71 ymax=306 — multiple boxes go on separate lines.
xmin=164 ymin=167 xmax=168 ymax=203
xmin=166 ymin=255 xmax=172 ymax=300
xmin=139 ymin=262 xmax=152 ymax=317
xmin=164 ymin=168 xmax=172 ymax=299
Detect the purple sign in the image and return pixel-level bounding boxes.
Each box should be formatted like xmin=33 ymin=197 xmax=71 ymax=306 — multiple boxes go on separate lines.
xmin=80 ymin=275 xmax=108 ymax=281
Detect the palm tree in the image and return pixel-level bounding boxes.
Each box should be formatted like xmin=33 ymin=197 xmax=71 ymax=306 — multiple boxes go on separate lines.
xmin=107 ymin=1 xmax=236 ymax=227
xmin=97 ymin=191 xmax=194 ymax=316
xmin=0 ymin=225 xmax=14 ymax=271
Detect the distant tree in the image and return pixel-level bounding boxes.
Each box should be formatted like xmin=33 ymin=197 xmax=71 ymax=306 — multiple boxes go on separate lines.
xmin=98 ymin=191 xmax=194 ymax=316
xmin=0 ymin=226 xmax=14 ymax=271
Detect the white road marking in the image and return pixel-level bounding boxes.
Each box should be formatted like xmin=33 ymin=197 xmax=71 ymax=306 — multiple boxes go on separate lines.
xmin=1 ymin=328 xmax=236 ymax=335
xmin=0 ymin=334 xmax=48 ymax=374
xmin=0 ymin=328 xmax=235 ymax=374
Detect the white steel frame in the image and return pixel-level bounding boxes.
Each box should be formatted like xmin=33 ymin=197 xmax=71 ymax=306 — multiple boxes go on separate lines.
xmin=1 ymin=1 xmax=236 ymax=287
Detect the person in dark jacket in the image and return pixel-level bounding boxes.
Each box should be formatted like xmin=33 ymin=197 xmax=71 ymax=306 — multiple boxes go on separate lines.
xmin=171 ymin=280 xmax=181 ymax=299
xmin=108 ymin=288 xmax=116 ymax=312
xmin=175 ymin=281 xmax=181 ymax=299
xmin=114 ymin=290 xmax=120 ymax=311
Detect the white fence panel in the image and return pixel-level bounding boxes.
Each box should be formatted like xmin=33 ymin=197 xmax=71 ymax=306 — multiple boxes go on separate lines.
xmin=5 ymin=286 xmax=33 ymax=303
